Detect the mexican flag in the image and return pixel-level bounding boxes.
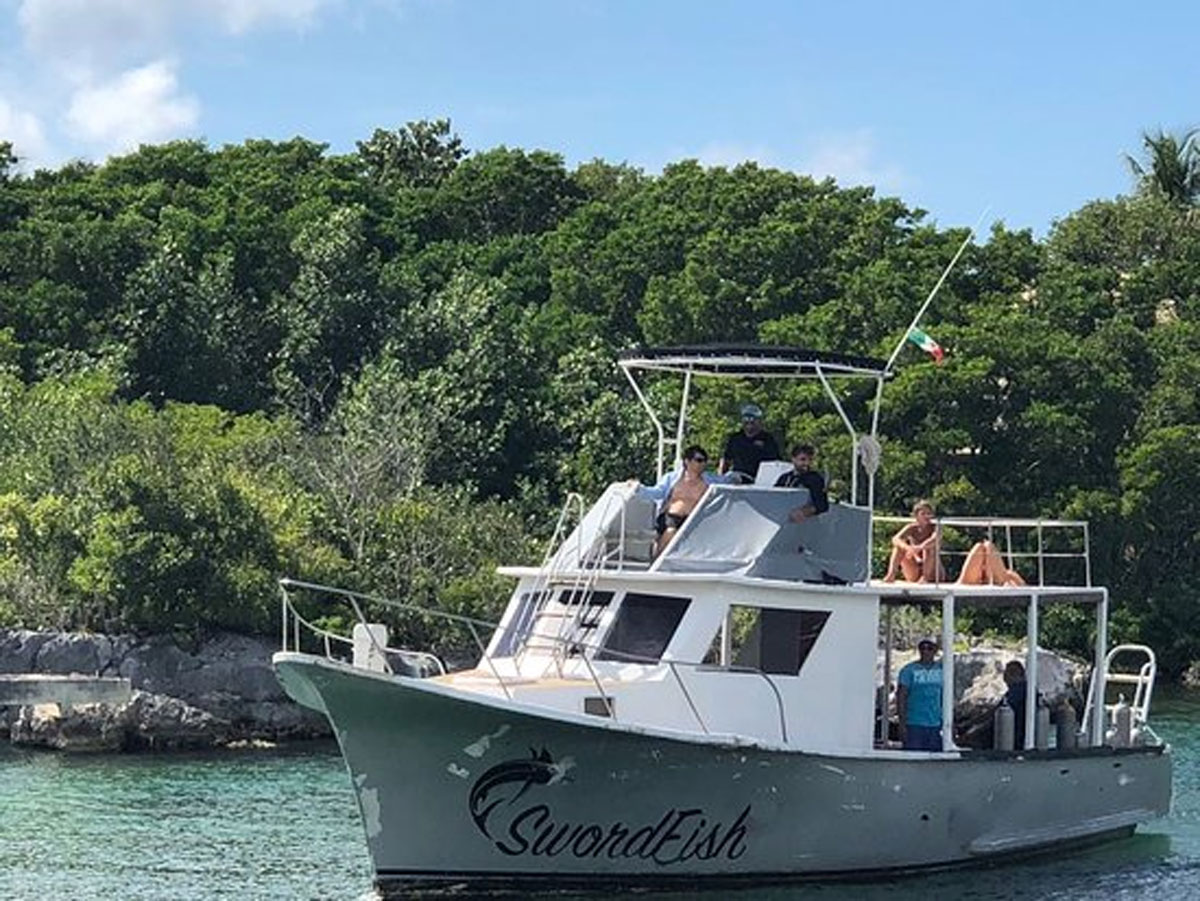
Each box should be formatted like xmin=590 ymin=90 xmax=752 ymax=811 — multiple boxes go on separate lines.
xmin=907 ymin=327 xmax=944 ymax=363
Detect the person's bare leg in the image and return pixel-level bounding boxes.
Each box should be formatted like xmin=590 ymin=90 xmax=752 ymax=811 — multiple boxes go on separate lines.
xmin=920 ymin=541 xmax=943 ymax=582
xmin=654 ymin=527 xmax=679 ymax=557
xmin=900 ymin=554 xmax=921 ymax=582
xmin=958 ymin=541 xmax=990 ymax=584
xmin=979 ymin=541 xmax=1014 ymax=585
xmin=884 ymin=546 xmax=904 ymax=581
xmin=1003 ymin=568 xmax=1027 ymax=586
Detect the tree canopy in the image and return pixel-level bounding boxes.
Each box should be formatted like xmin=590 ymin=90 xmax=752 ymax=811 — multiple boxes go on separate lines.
xmin=1 ymin=121 xmax=1198 ymax=673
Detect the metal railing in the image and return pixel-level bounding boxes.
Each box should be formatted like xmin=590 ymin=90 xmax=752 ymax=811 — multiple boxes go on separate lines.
xmin=872 ymin=514 xmax=1092 ymax=586
xmin=278 ymin=577 xmax=790 ymax=743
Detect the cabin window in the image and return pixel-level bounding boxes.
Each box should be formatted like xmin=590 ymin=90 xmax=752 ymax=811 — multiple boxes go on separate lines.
xmin=717 ymin=605 xmax=831 ymax=675
xmin=491 ymin=590 xmax=548 ymax=657
xmin=596 ymin=593 xmax=691 ymax=663
xmin=561 ymin=590 xmax=614 ymax=654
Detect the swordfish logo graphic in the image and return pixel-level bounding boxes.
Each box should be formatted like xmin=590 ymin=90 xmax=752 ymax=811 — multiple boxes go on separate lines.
xmin=466 ymin=748 xmax=752 ymax=865
xmin=469 ymin=747 xmax=575 ymax=837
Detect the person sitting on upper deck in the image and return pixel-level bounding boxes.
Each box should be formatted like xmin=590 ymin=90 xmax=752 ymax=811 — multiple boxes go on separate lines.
xmin=629 ymin=444 xmax=725 ymax=555
xmin=775 ymin=443 xmax=829 ymax=523
xmin=718 ymin=403 xmax=782 ymax=482
xmin=957 ymin=539 xmax=1026 ymax=586
xmin=884 ymin=499 xmax=945 ymax=583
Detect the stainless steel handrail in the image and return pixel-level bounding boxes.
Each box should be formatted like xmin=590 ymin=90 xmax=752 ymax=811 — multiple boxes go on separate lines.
xmin=278 ymin=577 xmax=790 ymax=742
xmin=279 ymin=584 xmax=446 ymax=675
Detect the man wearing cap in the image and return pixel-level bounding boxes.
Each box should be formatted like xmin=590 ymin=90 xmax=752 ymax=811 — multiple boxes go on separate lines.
xmin=896 ymin=638 xmax=944 ymax=751
xmin=718 ymin=404 xmax=782 ymax=481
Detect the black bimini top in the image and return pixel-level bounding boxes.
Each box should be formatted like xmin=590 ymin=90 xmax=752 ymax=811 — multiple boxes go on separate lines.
xmin=618 ymin=344 xmax=891 ymax=380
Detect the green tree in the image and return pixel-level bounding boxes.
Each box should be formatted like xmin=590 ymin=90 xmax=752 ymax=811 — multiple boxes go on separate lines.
xmin=357 ymin=119 xmax=466 ymax=189
xmin=1125 ymin=129 xmax=1200 ymax=206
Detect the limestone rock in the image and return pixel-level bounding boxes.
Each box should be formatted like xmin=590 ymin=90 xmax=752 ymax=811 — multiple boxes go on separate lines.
xmin=10 ymin=701 xmax=129 ymax=752
xmin=1 ymin=627 xmax=334 ymax=750
xmin=124 ymin=691 xmax=230 ymax=750
xmin=0 ymin=630 xmax=53 ymax=673
xmin=118 ymin=636 xmax=201 ymax=694
xmin=35 ymin=633 xmax=105 ymax=675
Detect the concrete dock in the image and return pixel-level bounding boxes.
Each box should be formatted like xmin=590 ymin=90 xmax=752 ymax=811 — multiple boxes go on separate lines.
xmin=0 ymin=675 xmax=132 ymax=706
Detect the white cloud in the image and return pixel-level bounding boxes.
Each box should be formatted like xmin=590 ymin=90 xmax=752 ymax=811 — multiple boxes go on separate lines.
xmin=17 ymin=0 xmax=172 ymax=76
xmin=0 ymin=94 xmax=49 ymax=165
xmin=798 ymin=130 xmax=909 ymax=193
xmin=205 ymin=0 xmax=331 ymax=35
xmin=9 ymin=0 xmax=336 ymax=160
xmin=65 ymin=60 xmax=199 ymax=153
xmin=17 ymin=0 xmax=334 ymax=65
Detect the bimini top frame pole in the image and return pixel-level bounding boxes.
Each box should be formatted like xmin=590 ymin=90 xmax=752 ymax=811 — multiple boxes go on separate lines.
xmin=618 ymin=343 xmax=891 ymax=490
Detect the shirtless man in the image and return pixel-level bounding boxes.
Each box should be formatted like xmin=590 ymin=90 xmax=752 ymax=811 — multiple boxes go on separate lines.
xmin=884 ymin=499 xmax=944 ymax=582
xmin=631 ymin=445 xmax=723 ymax=555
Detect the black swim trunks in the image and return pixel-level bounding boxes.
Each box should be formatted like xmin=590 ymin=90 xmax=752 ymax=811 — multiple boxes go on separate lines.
xmin=655 ymin=511 xmax=688 ymax=535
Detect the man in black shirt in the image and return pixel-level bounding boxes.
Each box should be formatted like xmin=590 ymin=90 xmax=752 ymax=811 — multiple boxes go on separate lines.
xmin=1003 ymin=660 xmax=1028 ymax=749
xmin=775 ymin=443 xmax=829 ymax=521
xmin=718 ymin=404 xmax=782 ymax=481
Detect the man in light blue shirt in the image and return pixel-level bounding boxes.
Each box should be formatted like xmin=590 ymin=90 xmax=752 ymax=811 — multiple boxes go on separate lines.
xmin=630 ymin=444 xmax=727 ymax=555
xmin=897 ymin=637 xmax=943 ymax=750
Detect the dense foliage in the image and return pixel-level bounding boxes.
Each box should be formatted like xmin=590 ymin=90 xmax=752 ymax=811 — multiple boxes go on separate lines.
xmin=1 ymin=124 xmax=1198 ymax=672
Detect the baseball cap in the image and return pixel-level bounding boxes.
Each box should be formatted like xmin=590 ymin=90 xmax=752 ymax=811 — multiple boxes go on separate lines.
xmin=740 ymin=403 xmax=764 ymax=420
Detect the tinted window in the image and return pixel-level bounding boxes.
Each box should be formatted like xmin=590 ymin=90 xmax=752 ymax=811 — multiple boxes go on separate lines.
xmin=731 ymin=607 xmax=830 ymax=675
xmin=597 ymin=593 xmax=691 ymax=662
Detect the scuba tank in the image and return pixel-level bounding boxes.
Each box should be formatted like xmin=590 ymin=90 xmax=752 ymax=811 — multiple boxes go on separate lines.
xmin=1112 ymin=694 xmax=1132 ymax=748
xmin=1060 ymin=700 xmax=1080 ymax=748
xmin=1035 ymin=696 xmax=1051 ymax=750
xmin=1056 ymin=701 xmax=1077 ymax=750
xmin=994 ymin=697 xmax=1015 ymax=751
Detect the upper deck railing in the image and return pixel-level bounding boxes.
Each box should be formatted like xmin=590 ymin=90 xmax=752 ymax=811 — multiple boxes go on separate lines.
xmin=873 ymin=514 xmax=1092 ymax=587
xmin=543 ymin=485 xmax=1094 ymax=587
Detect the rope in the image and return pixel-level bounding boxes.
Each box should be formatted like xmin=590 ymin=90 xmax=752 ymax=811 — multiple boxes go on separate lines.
xmin=858 ymin=435 xmax=882 ymax=476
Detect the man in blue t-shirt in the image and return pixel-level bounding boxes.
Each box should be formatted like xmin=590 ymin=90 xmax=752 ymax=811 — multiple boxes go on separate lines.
xmin=897 ymin=637 xmax=944 ymax=751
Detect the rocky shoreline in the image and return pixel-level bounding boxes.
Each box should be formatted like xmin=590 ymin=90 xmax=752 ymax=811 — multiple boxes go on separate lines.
xmin=0 ymin=628 xmax=330 ymax=752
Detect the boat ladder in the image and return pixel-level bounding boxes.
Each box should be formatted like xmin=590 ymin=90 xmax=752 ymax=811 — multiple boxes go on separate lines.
xmin=1082 ymin=643 xmax=1158 ymax=745
xmin=513 ymin=492 xmax=604 ymax=672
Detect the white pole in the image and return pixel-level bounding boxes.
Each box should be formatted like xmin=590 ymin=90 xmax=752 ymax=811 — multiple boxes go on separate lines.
xmin=621 ymin=363 xmax=666 ymax=480
xmin=941 ymin=593 xmax=956 ymax=751
xmin=883 ymin=209 xmax=990 ymax=375
xmin=674 ymin=368 xmax=693 ymax=471
xmin=1025 ymin=595 xmax=1039 ymax=750
xmin=882 ymin=603 xmax=894 ymax=745
xmin=1093 ymin=590 xmax=1109 ymax=747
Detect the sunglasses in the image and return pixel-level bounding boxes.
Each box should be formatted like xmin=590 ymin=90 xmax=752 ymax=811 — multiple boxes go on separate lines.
xmin=688 ymin=456 xmax=708 ymax=464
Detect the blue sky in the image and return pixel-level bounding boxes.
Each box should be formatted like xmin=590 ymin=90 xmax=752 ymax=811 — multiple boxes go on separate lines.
xmin=1 ymin=0 xmax=1198 ymax=236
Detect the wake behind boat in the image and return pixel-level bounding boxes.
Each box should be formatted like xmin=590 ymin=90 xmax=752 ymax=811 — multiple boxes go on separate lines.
xmin=273 ymin=345 xmax=1171 ymax=896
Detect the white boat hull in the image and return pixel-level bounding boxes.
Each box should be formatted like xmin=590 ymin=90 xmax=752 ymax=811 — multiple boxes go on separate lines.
xmin=273 ymin=652 xmax=1172 ymax=895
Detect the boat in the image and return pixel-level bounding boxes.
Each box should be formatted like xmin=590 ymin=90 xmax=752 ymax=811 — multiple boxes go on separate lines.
xmin=272 ymin=344 xmax=1172 ymax=896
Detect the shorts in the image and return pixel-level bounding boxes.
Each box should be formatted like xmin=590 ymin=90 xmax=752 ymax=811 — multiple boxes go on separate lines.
xmin=904 ymin=725 xmax=943 ymax=751
xmin=655 ymin=511 xmax=688 ymax=535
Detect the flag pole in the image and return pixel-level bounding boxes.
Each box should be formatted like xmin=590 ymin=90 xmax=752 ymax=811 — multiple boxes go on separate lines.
xmin=883 ymin=208 xmax=990 ymax=375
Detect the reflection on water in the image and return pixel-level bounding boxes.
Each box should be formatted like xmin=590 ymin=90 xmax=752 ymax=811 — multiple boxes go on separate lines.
xmin=2 ymin=694 xmax=1198 ymax=901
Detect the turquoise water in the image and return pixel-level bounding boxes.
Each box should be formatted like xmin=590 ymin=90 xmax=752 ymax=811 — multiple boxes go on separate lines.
xmin=2 ymin=692 xmax=1198 ymax=900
